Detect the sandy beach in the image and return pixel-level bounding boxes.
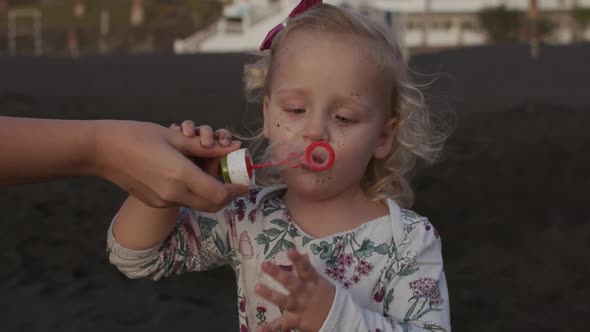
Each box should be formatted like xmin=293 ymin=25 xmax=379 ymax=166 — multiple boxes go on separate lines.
xmin=1 ymin=44 xmax=589 ymax=331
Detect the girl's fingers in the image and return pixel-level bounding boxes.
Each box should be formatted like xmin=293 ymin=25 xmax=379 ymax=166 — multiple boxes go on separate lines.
xmin=255 ymin=284 xmax=297 ymax=311
xmin=256 ymin=324 xmax=275 ymax=332
xmin=214 ymin=128 xmax=233 ymax=146
xmin=261 ymin=316 xmax=295 ymax=332
xmin=195 ymin=125 xmax=215 ymax=148
xmin=288 ymin=249 xmax=316 ymax=282
xmin=261 ymin=261 xmax=305 ymax=295
xmin=180 ymin=120 xmax=196 ymax=137
xmin=174 ymin=122 xmax=234 ymax=148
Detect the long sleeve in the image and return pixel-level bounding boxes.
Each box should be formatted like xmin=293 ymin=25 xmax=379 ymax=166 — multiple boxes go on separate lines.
xmin=107 ymin=204 xmax=238 ymax=280
xmin=318 ymin=215 xmax=451 ymax=332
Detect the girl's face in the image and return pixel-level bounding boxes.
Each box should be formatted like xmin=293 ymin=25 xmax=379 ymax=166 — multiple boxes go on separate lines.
xmin=263 ymin=30 xmax=397 ymax=200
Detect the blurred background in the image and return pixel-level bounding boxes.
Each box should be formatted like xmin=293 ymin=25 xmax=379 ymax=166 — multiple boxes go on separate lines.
xmin=1 ymin=0 xmax=589 ymax=331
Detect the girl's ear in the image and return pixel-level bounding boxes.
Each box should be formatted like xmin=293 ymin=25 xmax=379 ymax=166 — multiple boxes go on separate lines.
xmin=373 ymin=117 xmax=397 ymax=160
xmin=262 ymin=96 xmax=270 ymax=138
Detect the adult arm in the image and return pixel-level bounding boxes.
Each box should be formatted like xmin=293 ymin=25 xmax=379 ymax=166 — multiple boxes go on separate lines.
xmin=0 ymin=116 xmax=247 ymax=210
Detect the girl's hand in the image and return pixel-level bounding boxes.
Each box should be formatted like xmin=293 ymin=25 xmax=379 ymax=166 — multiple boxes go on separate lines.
xmin=170 ymin=120 xmax=237 ymax=176
xmin=170 ymin=120 xmax=233 ymax=148
xmin=255 ymin=249 xmax=335 ymax=332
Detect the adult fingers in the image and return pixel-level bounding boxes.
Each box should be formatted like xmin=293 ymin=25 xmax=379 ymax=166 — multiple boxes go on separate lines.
xmin=170 ymin=123 xmax=181 ymax=131
xmin=128 ymin=184 xmax=169 ymax=208
xmin=180 ymin=163 xmax=248 ymax=211
xmin=177 ymin=183 xmax=246 ymax=211
xmin=200 ymin=157 xmax=221 ymax=176
xmin=176 ymin=190 xmax=226 ymax=212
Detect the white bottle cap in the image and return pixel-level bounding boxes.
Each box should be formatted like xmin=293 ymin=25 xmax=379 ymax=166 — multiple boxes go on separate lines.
xmin=221 ymin=148 xmax=254 ymax=187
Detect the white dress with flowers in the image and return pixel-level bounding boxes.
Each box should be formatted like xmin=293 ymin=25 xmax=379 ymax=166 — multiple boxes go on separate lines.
xmin=107 ymin=185 xmax=451 ymax=332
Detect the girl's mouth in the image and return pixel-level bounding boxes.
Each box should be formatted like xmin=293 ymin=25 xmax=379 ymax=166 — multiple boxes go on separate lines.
xmin=311 ymin=149 xmax=328 ymax=165
xmin=303 ymin=141 xmax=335 ymax=172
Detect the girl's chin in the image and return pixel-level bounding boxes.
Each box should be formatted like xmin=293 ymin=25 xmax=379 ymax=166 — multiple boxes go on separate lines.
xmin=281 ymin=172 xmax=337 ymax=197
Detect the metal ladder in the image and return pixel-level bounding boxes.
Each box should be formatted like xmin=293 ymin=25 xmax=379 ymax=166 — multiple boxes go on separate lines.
xmin=7 ymin=8 xmax=43 ymax=56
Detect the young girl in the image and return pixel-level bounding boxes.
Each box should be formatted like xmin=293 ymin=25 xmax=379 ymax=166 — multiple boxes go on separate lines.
xmin=107 ymin=2 xmax=451 ymax=331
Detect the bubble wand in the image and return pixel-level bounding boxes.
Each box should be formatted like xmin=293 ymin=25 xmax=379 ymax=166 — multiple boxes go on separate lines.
xmin=219 ymin=142 xmax=336 ymax=186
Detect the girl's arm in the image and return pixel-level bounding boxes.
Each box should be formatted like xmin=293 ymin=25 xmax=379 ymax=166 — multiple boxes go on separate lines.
xmin=0 ymin=116 xmax=246 ymax=211
xmin=111 ymin=195 xmax=179 ymax=251
xmin=107 ymin=201 xmax=239 ymax=280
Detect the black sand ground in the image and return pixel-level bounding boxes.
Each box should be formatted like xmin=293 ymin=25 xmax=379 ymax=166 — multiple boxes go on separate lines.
xmin=1 ymin=44 xmax=589 ymax=332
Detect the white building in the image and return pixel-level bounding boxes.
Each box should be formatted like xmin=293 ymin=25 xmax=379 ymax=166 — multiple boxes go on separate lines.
xmin=370 ymin=0 xmax=590 ymax=52
xmin=173 ymin=0 xmax=590 ymax=55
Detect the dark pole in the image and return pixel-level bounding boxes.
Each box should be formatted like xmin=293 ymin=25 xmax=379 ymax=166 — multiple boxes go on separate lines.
xmin=529 ymin=0 xmax=539 ymax=59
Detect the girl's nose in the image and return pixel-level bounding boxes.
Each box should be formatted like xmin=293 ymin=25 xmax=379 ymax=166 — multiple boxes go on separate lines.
xmin=303 ymin=114 xmax=329 ymax=142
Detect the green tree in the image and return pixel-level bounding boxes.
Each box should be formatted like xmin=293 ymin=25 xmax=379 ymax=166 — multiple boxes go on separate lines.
xmin=478 ymin=5 xmax=524 ymax=43
xmin=572 ymin=7 xmax=590 ymax=27
xmin=571 ymin=7 xmax=590 ymax=42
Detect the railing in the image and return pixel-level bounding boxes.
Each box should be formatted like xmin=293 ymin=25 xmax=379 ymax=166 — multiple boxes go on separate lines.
xmin=7 ymin=8 xmax=43 ymax=56
xmin=173 ymin=20 xmax=219 ymax=54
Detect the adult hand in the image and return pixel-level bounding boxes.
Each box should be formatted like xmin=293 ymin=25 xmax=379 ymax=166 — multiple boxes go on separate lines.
xmin=255 ymin=249 xmax=335 ymax=332
xmin=94 ymin=120 xmax=248 ymax=211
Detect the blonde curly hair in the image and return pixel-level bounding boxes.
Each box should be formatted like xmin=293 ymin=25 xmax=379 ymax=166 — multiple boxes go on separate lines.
xmin=241 ymin=3 xmax=449 ymax=208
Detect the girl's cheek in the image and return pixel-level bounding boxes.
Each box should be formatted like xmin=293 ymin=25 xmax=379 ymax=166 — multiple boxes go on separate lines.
xmin=276 ymin=122 xmax=293 ymax=133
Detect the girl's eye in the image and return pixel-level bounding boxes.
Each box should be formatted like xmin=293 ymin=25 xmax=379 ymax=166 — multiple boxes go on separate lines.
xmin=287 ymin=108 xmax=306 ymax=114
xmin=335 ymin=115 xmax=352 ymax=124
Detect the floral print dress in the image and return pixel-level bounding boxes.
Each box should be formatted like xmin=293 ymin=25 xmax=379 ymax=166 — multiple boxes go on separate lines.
xmin=107 ymin=185 xmax=451 ymax=332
